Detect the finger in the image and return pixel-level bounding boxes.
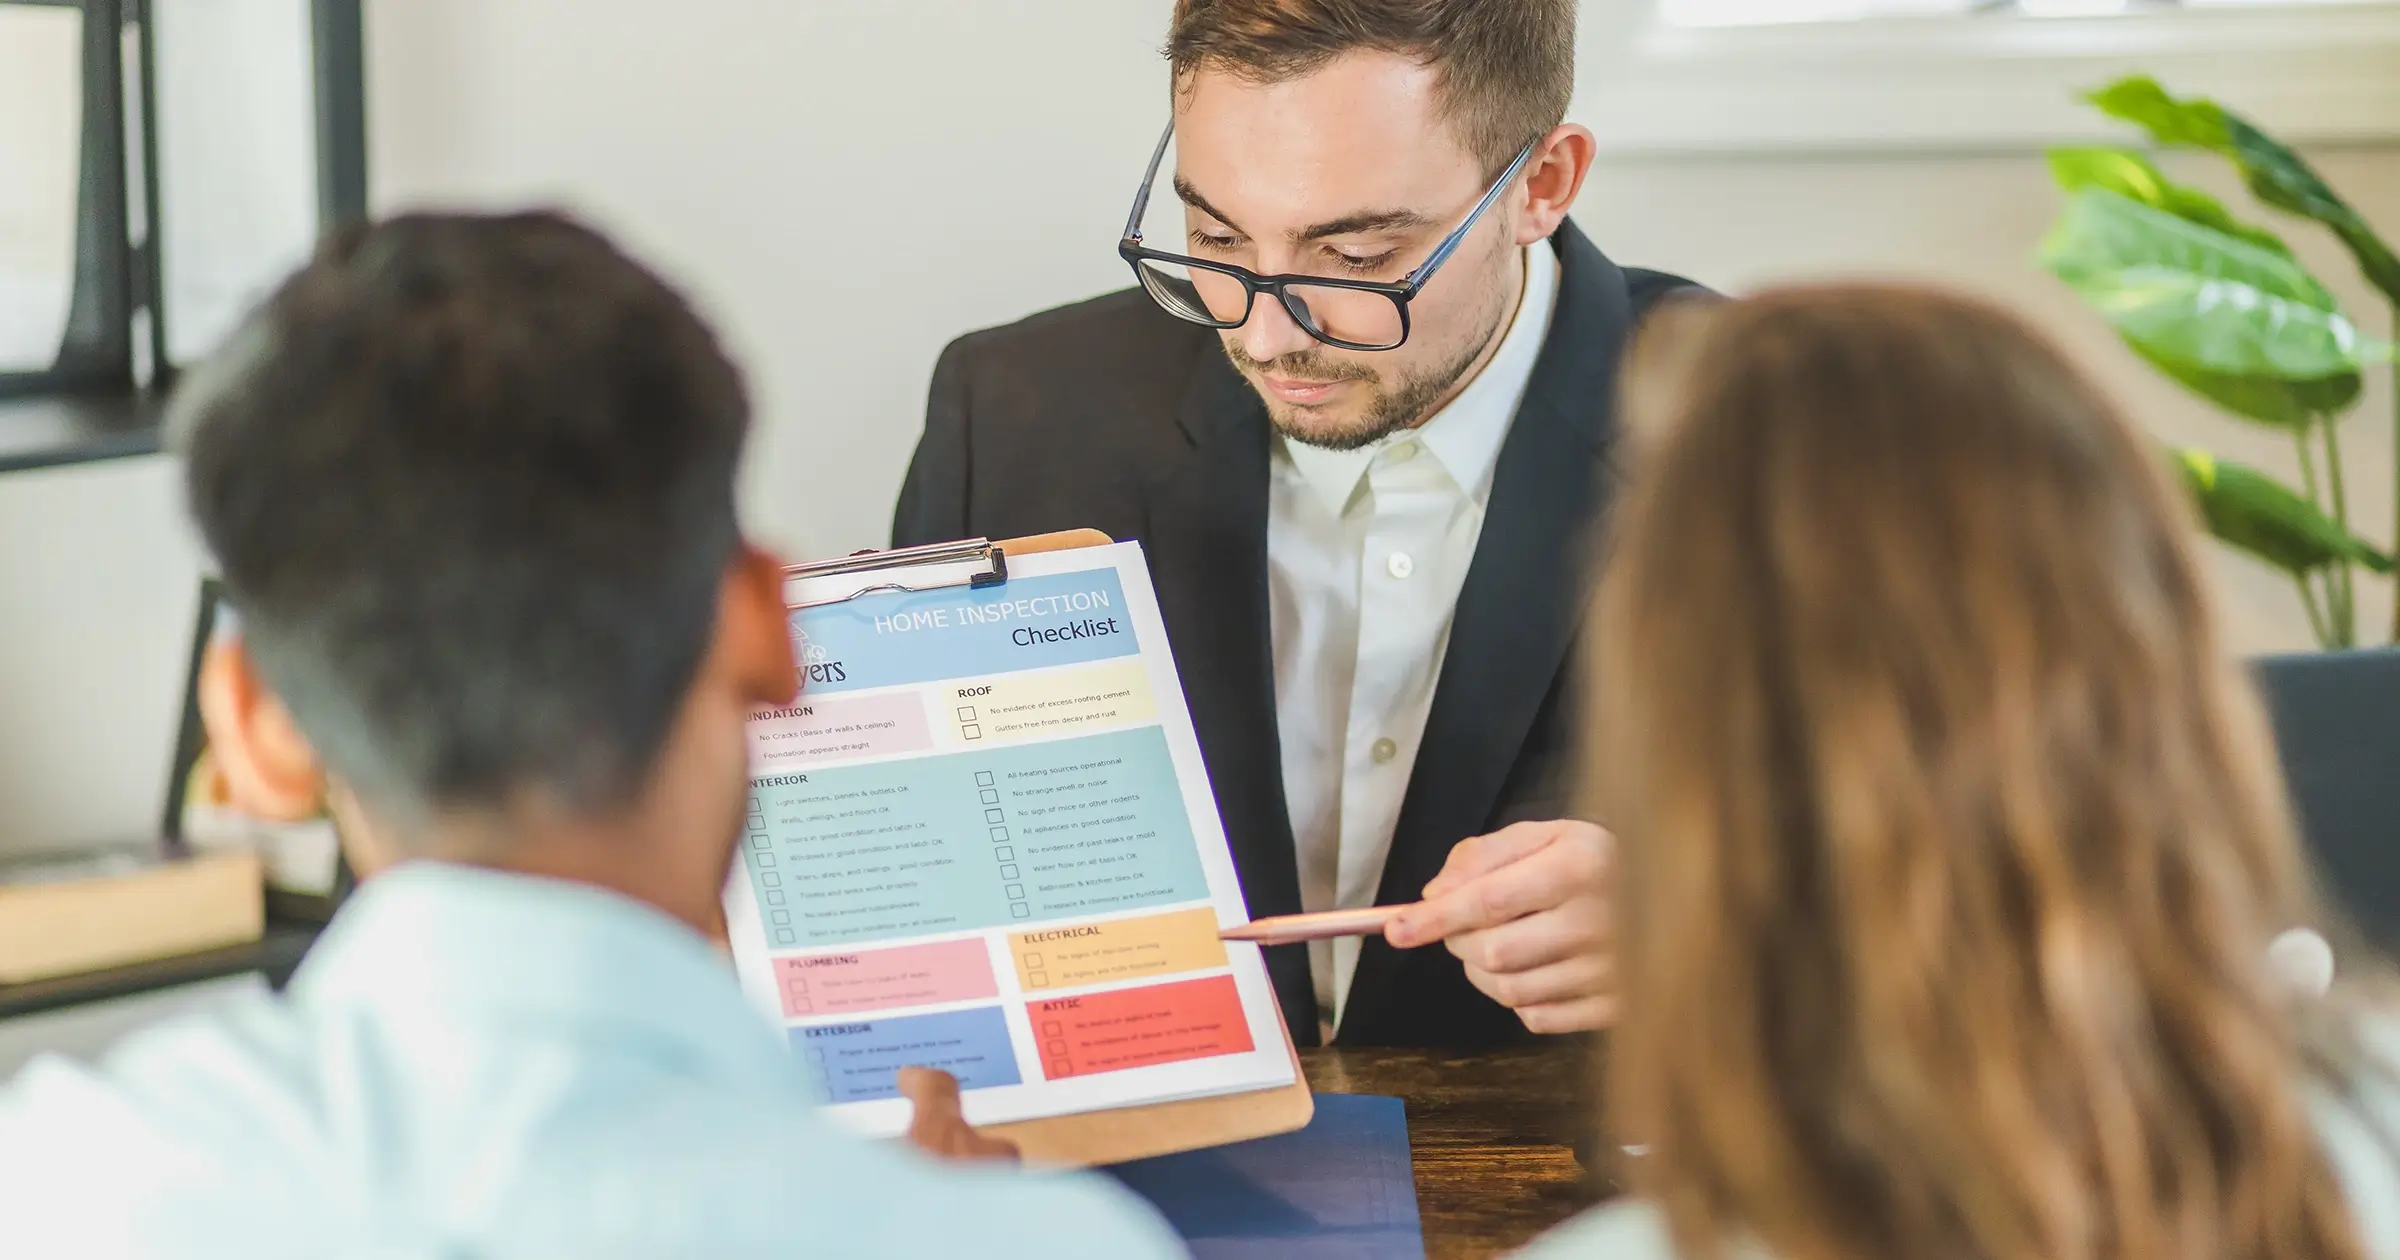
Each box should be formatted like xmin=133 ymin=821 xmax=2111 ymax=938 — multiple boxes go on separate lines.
xmin=1445 ymin=899 xmax=1609 ymax=975
xmin=1391 ymin=841 xmax=1602 ymax=947
xmin=1419 ymin=822 xmax=1572 ymax=901
xmin=1462 ymin=949 xmax=1612 ymax=1012
xmin=897 ymin=1067 xmax=963 ymax=1150
xmin=1516 ymin=994 xmax=1618 ymax=1035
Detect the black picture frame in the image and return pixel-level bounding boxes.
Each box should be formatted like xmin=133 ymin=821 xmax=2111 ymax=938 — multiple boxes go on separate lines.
xmin=0 ymin=0 xmax=368 ymax=474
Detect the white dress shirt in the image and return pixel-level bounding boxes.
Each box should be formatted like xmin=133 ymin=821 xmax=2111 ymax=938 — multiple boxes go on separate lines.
xmin=1267 ymin=239 xmax=1560 ymax=1035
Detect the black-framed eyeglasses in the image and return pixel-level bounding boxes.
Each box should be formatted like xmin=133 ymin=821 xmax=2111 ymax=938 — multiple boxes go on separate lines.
xmin=1116 ymin=122 xmax=1537 ymax=352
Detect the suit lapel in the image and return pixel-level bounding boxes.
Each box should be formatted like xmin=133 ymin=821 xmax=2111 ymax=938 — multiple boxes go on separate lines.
xmin=1137 ymin=347 xmax=1319 ymax=1043
xmin=1343 ymin=223 xmax=1635 ymax=1032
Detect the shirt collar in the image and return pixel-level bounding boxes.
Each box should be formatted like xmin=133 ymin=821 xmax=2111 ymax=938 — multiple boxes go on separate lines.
xmin=1280 ymin=236 xmax=1561 ymax=517
xmin=291 ymin=861 xmax=790 ymax=1086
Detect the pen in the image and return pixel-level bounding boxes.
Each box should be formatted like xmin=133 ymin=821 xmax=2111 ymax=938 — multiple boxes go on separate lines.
xmin=1219 ymin=905 xmax=1412 ymax=946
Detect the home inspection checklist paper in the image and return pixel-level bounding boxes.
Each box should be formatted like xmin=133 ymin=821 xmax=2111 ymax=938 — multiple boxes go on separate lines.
xmin=723 ymin=541 xmax=1295 ymax=1134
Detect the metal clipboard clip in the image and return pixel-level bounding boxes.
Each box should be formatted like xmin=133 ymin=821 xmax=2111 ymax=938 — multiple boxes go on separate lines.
xmin=780 ymin=537 xmax=1010 ymax=610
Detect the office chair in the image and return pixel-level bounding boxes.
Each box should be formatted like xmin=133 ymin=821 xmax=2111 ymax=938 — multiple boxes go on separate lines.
xmin=2255 ymin=649 xmax=2400 ymax=950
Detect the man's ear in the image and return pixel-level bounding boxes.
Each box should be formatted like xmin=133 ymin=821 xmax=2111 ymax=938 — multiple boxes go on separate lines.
xmin=721 ymin=542 xmax=799 ymax=709
xmin=196 ymin=637 xmax=328 ymax=822
xmin=1516 ymin=122 xmax=1596 ymax=246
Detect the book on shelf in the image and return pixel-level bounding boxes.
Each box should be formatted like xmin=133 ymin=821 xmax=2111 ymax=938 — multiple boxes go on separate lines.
xmin=0 ymin=844 xmax=264 ymax=986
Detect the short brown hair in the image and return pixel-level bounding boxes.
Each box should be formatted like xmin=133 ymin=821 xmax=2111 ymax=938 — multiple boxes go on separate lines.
xmin=1166 ymin=0 xmax=1575 ymax=175
xmin=1596 ymin=284 xmax=2386 ymax=1260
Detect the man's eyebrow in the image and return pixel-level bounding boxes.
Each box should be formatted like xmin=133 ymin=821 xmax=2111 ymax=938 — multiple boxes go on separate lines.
xmin=1172 ymin=176 xmax=1439 ymax=243
xmin=1172 ymin=177 xmax=1246 ymax=237
xmin=1294 ymin=208 xmax=1438 ymax=242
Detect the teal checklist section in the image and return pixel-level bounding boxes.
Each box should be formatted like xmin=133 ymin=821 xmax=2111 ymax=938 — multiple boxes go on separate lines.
xmin=742 ymin=726 xmax=1207 ymax=948
xmin=790 ymin=569 xmax=1138 ymax=696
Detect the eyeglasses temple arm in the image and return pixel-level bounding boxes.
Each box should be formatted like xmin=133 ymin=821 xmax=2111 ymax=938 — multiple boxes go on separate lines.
xmin=1404 ymin=141 xmax=1539 ymax=288
xmin=1122 ymin=121 xmax=1176 ymax=242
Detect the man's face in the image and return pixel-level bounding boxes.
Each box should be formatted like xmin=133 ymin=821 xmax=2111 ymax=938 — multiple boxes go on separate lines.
xmin=1171 ymin=52 xmax=1522 ymax=449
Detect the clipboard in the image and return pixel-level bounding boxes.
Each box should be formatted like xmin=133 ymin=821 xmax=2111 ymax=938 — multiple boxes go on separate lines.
xmin=776 ymin=528 xmax=1314 ymax=1169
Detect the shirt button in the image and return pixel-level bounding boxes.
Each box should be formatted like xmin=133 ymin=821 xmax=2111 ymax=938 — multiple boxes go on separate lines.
xmin=1386 ymin=551 xmax=1415 ymax=579
xmin=1371 ymin=738 xmax=1399 ymax=764
xmin=1387 ymin=441 xmax=1419 ymax=462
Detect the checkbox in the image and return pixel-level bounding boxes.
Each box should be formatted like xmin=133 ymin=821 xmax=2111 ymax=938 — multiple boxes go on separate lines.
xmin=776 ymin=929 xmax=797 ymax=944
xmin=984 ymin=808 xmax=1004 ymax=824
xmin=790 ymin=998 xmax=813 ymax=1013
xmin=963 ymin=724 xmax=982 ymax=740
xmin=1010 ymin=903 xmax=1030 ymax=919
xmin=762 ymin=871 xmax=781 ymax=887
xmin=989 ymin=828 xmax=1008 ymax=842
xmin=765 ymin=890 xmax=784 ymax=905
xmin=756 ymin=852 xmax=776 ymax=866
xmin=1025 ymin=953 xmax=1043 ymax=968
xmin=976 ymin=771 xmax=995 ymax=786
xmin=749 ymin=834 xmax=769 ymax=849
xmin=1043 ymin=1020 xmax=1062 ymax=1036
xmin=957 ymin=706 xmax=976 ymax=721
xmin=785 ymin=978 xmax=809 ymax=995
xmin=1004 ymin=884 xmax=1024 ymax=899
xmin=1046 ymin=1039 xmax=1068 ymax=1057
xmin=994 ymin=847 xmax=1013 ymax=861
xmin=979 ymin=788 xmax=1000 ymax=804
xmin=1028 ymin=970 xmax=1049 ymax=987
xmin=1000 ymin=864 xmax=1019 ymax=879
xmin=770 ymin=910 xmax=791 ymax=925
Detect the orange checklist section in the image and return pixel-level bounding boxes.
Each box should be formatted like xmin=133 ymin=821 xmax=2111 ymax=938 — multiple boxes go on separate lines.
xmin=1028 ymin=974 xmax=1253 ymax=1080
xmin=773 ymin=938 xmax=996 ymax=1017
xmin=1009 ymin=906 xmax=1226 ymax=991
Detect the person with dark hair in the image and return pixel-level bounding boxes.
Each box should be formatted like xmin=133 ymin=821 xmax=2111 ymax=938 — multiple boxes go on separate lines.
xmin=896 ymin=0 xmax=1700 ymax=1049
xmin=1520 ymin=283 xmax=2400 ymax=1259
xmin=0 ymin=211 xmax=1180 ymax=1260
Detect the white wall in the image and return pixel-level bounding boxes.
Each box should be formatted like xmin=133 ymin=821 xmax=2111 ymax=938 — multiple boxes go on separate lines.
xmin=2 ymin=0 xmax=2393 ymax=852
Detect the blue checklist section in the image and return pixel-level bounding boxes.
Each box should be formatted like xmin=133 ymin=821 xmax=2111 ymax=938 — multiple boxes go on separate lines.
xmin=790 ymin=570 xmax=1137 ymax=696
xmin=793 ymin=1007 xmax=1022 ymax=1102
xmin=741 ymin=726 xmax=1209 ymax=947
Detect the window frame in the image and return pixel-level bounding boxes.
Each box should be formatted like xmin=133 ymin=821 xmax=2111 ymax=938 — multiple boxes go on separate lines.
xmin=0 ymin=0 xmax=366 ymax=474
xmin=1582 ymin=2 xmax=2400 ymax=157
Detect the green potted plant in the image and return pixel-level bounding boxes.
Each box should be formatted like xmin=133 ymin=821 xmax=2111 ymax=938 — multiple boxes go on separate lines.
xmin=2040 ymin=75 xmax=2399 ymax=648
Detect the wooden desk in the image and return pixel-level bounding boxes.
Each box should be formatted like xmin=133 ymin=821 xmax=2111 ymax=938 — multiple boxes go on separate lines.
xmin=1301 ymin=1044 xmax=1615 ymax=1259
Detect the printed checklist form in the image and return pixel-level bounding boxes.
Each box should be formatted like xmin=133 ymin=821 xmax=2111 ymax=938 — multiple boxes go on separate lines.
xmin=722 ymin=541 xmax=1296 ymax=1135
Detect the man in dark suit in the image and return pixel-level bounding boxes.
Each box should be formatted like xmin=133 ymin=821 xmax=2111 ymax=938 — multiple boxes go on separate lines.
xmin=895 ymin=0 xmax=1700 ymax=1048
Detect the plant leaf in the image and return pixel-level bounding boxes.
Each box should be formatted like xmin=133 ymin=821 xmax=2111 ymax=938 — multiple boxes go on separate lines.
xmin=2087 ymin=75 xmax=2400 ymax=306
xmin=2172 ymin=448 xmax=2393 ymax=575
xmin=2134 ymin=346 xmax=2361 ymax=429
xmin=2047 ymin=147 xmax=2294 ymax=257
xmin=2041 ymin=190 xmax=2386 ymax=416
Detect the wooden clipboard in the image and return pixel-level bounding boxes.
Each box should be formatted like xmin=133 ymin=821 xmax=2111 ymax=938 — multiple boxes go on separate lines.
xmin=786 ymin=528 xmax=1315 ymax=1168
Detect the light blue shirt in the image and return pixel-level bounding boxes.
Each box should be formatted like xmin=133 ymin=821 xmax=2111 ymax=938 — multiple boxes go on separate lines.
xmin=0 ymin=863 xmax=1186 ymax=1259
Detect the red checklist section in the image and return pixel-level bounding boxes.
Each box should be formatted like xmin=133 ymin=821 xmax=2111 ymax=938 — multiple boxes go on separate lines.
xmin=1027 ymin=974 xmax=1253 ymax=1080
xmin=775 ymin=939 xmax=997 ymax=1017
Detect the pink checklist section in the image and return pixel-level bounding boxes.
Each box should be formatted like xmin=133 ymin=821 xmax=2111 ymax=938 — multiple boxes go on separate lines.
xmin=773 ymin=938 xmax=1000 ymax=1017
xmin=748 ymin=690 xmax=932 ymax=770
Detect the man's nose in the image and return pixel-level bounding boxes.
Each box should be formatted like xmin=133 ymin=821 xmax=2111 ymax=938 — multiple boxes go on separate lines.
xmin=1235 ymin=291 xmax=1318 ymax=366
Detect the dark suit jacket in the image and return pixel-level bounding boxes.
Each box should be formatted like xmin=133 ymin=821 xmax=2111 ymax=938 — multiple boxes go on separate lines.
xmin=894 ymin=220 xmax=1699 ymax=1047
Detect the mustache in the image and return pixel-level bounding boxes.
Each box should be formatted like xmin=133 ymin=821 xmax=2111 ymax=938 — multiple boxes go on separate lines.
xmin=1221 ymin=345 xmax=1377 ymax=386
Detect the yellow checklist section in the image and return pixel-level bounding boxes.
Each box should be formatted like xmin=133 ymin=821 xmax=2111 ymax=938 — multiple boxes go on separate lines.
xmin=948 ymin=658 xmax=1156 ymax=746
xmin=1009 ymin=906 xmax=1226 ymax=991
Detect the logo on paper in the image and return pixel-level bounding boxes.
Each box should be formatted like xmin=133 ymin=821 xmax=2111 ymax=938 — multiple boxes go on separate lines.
xmin=789 ymin=623 xmax=848 ymax=685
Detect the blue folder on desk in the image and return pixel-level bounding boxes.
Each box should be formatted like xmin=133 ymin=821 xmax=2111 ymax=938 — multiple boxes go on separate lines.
xmin=1104 ymin=1093 xmax=1424 ymax=1260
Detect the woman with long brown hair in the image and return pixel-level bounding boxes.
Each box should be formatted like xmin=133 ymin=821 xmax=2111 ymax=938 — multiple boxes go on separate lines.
xmin=1520 ymin=283 xmax=2400 ymax=1260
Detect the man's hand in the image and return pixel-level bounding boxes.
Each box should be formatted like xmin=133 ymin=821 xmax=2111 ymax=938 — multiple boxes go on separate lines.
xmin=1383 ymin=820 xmax=1616 ymax=1034
xmin=897 ymin=1067 xmax=1020 ymax=1162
